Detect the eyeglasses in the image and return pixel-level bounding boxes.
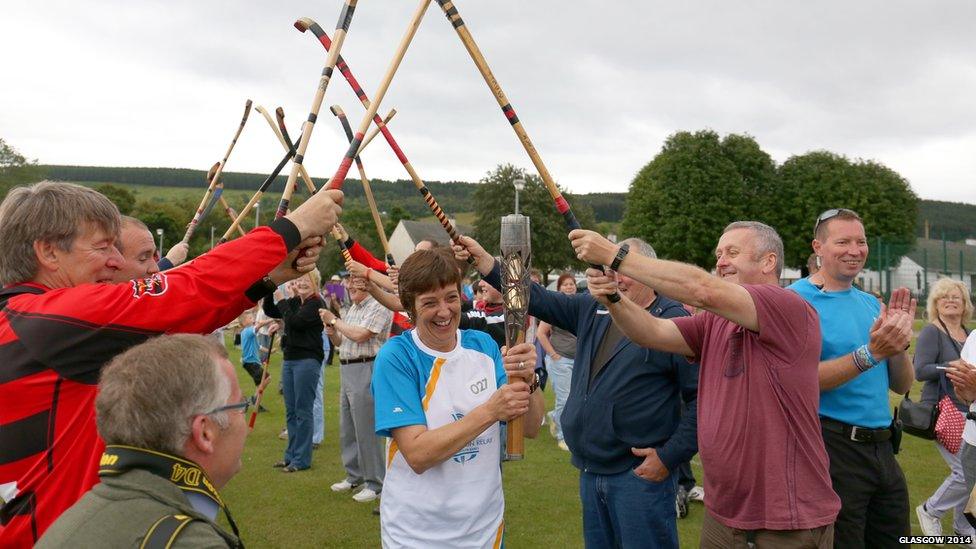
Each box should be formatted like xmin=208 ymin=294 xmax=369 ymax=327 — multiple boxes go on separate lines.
xmin=813 ymin=208 xmax=859 ymax=237
xmin=205 ymin=398 xmax=251 ymax=417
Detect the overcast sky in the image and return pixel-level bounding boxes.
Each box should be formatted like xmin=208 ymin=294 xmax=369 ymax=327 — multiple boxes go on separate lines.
xmin=3 ymin=1 xmax=975 ymax=204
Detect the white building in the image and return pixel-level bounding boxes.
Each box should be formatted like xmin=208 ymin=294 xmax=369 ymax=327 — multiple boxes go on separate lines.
xmin=388 ymin=219 xmax=474 ymax=265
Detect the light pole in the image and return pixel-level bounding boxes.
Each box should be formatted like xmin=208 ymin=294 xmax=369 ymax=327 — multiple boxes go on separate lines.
xmin=210 ymin=225 xmax=215 ymax=249
xmin=255 ymin=201 xmax=260 ymax=228
xmin=156 ymin=228 xmax=164 ymax=254
xmin=512 ymin=178 xmax=525 ymax=216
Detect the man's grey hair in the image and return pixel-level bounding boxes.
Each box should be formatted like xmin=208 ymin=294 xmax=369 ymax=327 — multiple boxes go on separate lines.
xmin=96 ymin=335 xmax=232 ymax=455
xmin=618 ymin=237 xmax=657 ymax=260
xmin=722 ymin=221 xmax=785 ymax=277
xmin=0 ymin=181 xmax=121 ymax=285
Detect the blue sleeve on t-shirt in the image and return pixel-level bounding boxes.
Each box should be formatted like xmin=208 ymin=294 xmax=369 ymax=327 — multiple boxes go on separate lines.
xmin=373 ymin=334 xmax=429 ymax=437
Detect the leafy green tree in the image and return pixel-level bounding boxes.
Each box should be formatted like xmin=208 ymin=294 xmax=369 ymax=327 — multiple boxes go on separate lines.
xmin=0 ymin=138 xmax=45 ymax=197
xmin=471 ymin=164 xmax=596 ymax=281
xmin=130 ymin=200 xmax=183 ymax=253
xmin=776 ymin=151 xmax=918 ymax=269
xmin=621 ymin=130 xmax=775 ymax=268
xmin=95 ymin=184 xmax=137 ymax=214
xmin=383 ymin=205 xmax=412 ymax=238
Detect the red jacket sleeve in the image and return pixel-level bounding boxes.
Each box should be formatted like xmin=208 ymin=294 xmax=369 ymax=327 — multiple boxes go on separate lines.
xmin=348 ymin=240 xmax=389 ymax=273
xmin=9 ymin=220 xmax=299 ymax=336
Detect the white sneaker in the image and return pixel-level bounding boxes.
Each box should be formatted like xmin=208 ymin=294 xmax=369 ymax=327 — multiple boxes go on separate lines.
xmin=330 ymin=479 xmax=360 ymax=492
xmin=688 ymin=486 xmax=705 ymax=502
xmin=352 ymin=488 xmax=379 ymax=503
xmin=916 ymin=503 xmax=942 ymax=536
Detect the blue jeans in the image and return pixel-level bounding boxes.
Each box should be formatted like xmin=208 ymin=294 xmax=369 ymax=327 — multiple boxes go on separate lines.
xmin=546 ymin=355 xmax=574 ymax=441
xmin=579 ymin=468 xmax=678 ymax=549
xmin=281 ymin=358 xmax=321 ymax=470
xmin=313 ymin=362 xmax=326 ymax=445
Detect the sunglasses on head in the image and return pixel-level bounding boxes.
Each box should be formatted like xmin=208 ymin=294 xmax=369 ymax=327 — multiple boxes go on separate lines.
xmin=813 ymin=208 xmax=858 ymax=237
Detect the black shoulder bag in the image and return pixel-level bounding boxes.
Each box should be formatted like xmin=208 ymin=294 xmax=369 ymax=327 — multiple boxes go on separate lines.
xmin=900 ymin=321 xmax=969 ymax=439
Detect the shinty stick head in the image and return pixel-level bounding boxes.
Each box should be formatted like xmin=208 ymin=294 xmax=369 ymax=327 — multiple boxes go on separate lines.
xmin=500 ymin=214 xmax=531 ymax=348
xmin=294 ymin=17 xmax=314 ymax=33
xmin=206 ymin=162 xmax=220 ymax=184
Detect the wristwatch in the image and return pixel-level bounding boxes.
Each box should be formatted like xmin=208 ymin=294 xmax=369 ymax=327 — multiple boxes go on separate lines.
xmin=529 ymin=373 xmax=540 ymax=394
xmin=610 ymin=243 xmax=630 ymax=271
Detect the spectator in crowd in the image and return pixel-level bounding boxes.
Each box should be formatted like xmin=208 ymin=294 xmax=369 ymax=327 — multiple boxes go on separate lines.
xmin=571 ymin=222 xmax=840 ymax=548
xmin=790 ymin=208 xmax=914 ymax=546
xmin=457 ymin=235 xmax=699 ymax=549
xmin=263 ymin=271 xmax=325 ymax=473
xmin=321 ymin=281 xmax=394 ymax=503
xmin=0 ymin=181 xmax=337 ymax=545
xmin=112 ymin=215 xmax=189 ymax=281
xmin=806 ymin=252 xmax=820 ymax=276
xmin=37 ymin=335 xmax=254 ymax=548
xmin=372 ymin=247 xmax=543 ymax=547
xmin=915 ymin=278 xmax=974 ymax=537
xmin=536 ymin=271 xmax=578 ymax=451
xmin=237 ymin=311 xmax=268 ymax=413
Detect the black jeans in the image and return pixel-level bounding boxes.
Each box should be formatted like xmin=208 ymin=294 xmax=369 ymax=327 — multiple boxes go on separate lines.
xmin=822 ymin=425 xmax=909 ymax=548
xmin=242 ymin=361 xmax=263 ymax=387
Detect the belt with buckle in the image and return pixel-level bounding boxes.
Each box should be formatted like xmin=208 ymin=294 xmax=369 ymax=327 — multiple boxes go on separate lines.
xmin=339 ymin=356 xmax=376 ymax=365
xmin=821 ymin=417 xmax=891 ymax=443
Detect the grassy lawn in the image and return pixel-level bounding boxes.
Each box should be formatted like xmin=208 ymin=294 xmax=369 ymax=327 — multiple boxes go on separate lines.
xmin=219 ymin=324 xmax=972 ymax=547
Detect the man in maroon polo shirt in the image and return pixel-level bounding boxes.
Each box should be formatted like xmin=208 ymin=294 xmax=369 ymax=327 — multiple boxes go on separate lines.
xmin=571 ymin=221 xmax=840 ymax=548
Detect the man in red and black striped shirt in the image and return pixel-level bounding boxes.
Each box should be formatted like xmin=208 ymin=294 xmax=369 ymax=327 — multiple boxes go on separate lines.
xmin=0 ymin=181 xmax=342 ymax=547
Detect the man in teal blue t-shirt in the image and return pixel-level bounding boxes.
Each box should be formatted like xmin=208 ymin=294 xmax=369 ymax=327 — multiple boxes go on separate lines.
xmin=790 ymin=208 xmax=915 ymax=547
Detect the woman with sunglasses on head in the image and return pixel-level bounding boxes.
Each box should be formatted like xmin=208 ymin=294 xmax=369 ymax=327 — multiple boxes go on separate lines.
xmin=914 ymin=278 xmax=975 ymax=538
xmin=263 ymin=270 xmax=324 ymax=473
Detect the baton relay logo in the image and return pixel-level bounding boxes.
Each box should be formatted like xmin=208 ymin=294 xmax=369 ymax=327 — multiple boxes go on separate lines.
xmin=131 ymin=273 xmax=168 ymax=298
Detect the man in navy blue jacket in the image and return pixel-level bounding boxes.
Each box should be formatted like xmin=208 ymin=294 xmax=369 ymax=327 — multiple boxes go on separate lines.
xmin=456 ymin=236 xmax=698 ymax=549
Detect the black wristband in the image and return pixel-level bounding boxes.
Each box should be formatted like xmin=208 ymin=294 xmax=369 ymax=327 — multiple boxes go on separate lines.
xmin=610 ymin=243 xmax=630 ymax=272
xmin=607 ymin=292 xmax=621 ymax=304
xmin=245 ymin=275 xmax=277 ymax=303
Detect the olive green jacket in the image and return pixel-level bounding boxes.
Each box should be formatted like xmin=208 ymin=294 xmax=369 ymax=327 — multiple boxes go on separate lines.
xmin=36 ymin=468 xmax=240 ymax=548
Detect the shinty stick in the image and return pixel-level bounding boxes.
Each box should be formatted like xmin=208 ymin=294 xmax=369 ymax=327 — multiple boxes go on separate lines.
xmin=182 ymin=99 xmax=252 ymax=244
xmin=331 ymin=104 xmax=395 ymax=265
xmin=296 ymin=16 xmax=469 ymax=255
xmin=297 ymin=0 xmax=432 ymax=199
xmin=279 ymin=0 xmax=360 ymax=221
xmin=248 ymin=331 xmax=277 ymax=430
xmin=432 ymin=0 xmax=614 ymax=291
xmin=217 ymin=128 xmax=303 ymax=244
xmin=275 ymin=109 xmax=355 ymax=264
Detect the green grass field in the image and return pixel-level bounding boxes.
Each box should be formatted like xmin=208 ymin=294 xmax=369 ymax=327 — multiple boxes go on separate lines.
xmin=219 ymin=323 xmax=973 ymax=548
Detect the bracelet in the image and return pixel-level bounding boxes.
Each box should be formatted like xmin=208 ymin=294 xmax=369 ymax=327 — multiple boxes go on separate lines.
xmin=852 ymin=345 xmax=880 ymax=373
xmin=610 ymin=243 xmax=630 ymax=272
xmin=529 ymin=373 xmax=540 ymax=394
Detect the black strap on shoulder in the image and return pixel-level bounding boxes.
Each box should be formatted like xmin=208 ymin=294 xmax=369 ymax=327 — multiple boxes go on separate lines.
xmin=0 ymin=285 xmax=45 ymax=309
xmin=140 ymin=514 xmax=200 ymax=549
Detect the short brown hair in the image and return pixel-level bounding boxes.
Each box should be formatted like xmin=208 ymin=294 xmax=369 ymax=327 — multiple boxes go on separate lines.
xmin=398 ymin=248 xmax=462 ymax=317
xmin=96 ymin=335 xmax=230 ymax=455
xmin=0 ymin=181 xmax=120 ymax=285
xmin=814 ymin=208 xmax=862 ymax=241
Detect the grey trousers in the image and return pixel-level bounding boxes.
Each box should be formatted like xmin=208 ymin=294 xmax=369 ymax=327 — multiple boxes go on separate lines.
xmin=339 ymin=360 xmax=385 ymax=492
